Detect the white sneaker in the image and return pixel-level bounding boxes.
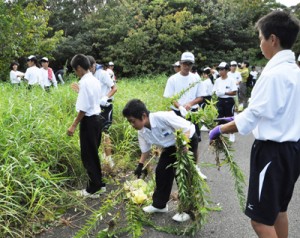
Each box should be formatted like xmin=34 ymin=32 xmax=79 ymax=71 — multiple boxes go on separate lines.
xmin=229 ymin=134 xmax=235 ymax=142
xmin=143 ymin=205 xmax=168 ymax=213
xmin=76 ymin=187 xmax=106 ymax=199
xmin=172 ymin=212 xmax=191 ymax=222
xmin=196 ymin=166 xmax=207 ymax=180
xmin=200 ymin=125 xmax=209 ymax=132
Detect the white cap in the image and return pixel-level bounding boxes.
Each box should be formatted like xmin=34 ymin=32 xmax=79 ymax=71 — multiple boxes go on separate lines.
xmin=218 ymin=62 xmax=229 ymax=69
xmin=203 ymin=67 xmax=211 ymax=71
xmin=108 ymin=61 xmax=114 ymax=66
xmin=27 ymin=55 xmax=36 ymax=60
xmin=230 ymin=61 xmax=237 ymax=66
xmin=172 ymin=61 xmax=180 ymax=67
xmin=180 ymin=52 xmax=195 ymax=63
xmin=41 ymin=57 xmax=49 ymax=62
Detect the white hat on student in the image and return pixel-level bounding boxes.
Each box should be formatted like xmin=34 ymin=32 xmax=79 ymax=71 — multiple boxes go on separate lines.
xmin=217 ymin=62 xmax=229 ymax=70
xmin=27 ymin=55 xmax=36 ymax=60
xmin=108 ymin=61 xmax=114 ymax=66
xmin=41 ymin=57 xmax=49 ymax=62
xmin=180 ymin=52 xmax=195 ymax=63
xmin=172 ymin=61 xmax=180 ymax=67
xmin=230 ymin=61 xmax=237 ymax=66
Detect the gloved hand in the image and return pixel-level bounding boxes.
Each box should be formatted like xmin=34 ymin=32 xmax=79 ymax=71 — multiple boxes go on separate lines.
xmin=214 ymin=116 xmax=234 ymax=122
xmin=209 ymin=125 xmax=222 ymax=141
xmin=179 ymin=106 xmax=188 ymax=117
xmin=134 ymin=163 xmax=147 ymax=178
xmin=216 ymin=90 xmax=225 ymax=97
xmin=100 ymin=96 xmax=109 ymax=106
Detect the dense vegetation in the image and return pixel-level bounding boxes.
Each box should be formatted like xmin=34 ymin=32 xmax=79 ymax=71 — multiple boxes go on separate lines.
xmin=1 ymin=0 xmax=300 ymax=80
xmin=0 ymin=75 xmax=170 ymax=237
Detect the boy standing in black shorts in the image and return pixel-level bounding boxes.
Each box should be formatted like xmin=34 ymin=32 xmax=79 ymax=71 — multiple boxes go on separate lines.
xmin=209 ymin=11 xmax=300 ymax=238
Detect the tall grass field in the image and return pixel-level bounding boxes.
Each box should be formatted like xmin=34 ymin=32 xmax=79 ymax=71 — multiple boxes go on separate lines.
xmin=0 ymin=74 xmax=170 ymax=237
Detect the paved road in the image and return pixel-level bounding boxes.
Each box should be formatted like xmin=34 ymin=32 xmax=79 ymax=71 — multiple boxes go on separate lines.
xmin=37 ymin=132 xmax=300 ymax=238
xmin=141 ymin=132 xmax=300 ymax=238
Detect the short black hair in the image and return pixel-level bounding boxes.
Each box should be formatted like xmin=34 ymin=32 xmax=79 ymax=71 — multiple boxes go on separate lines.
xmin=122 ymin=99 xmax=150 ymax=120
xmin=243 ymin=60 xmax=250 ymax=67
xmin=70 ymin=54 xmax=90 ymax=70
xmin=86 ymin=55 xmax=96 ymax=68
xmin=10 ymin=61 xmax=19 ymax=70
xmin=256 ymin=10 xmax=300 ymax=49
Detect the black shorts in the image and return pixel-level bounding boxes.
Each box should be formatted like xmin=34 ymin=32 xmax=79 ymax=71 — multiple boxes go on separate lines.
xmin=245 ymin=139 xmax=300 ymax=225
xmin=100 ymin=104 xmax=113 ymax=133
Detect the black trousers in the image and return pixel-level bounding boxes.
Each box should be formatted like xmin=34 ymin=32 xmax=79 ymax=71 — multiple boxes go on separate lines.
xmin=152 ymin=133 xmax=198 ymax=208
xmin=79 ymin=115 xmax=104 ymax=193
xmin=100 ymin=104 xmax=113 ymax=133
xmin=216 ymin=97 xmax=235 ymax=124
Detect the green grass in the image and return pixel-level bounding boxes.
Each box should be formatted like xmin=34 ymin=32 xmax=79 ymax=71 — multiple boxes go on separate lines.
xmin=0 ymin=74 xmax=170 ymax=236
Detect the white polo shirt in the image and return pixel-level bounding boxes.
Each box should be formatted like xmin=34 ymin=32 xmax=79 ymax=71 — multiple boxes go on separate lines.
xmin=76 ymin=72 xmax=101 ymax=116
xmin=235 ymin=50 xmax=300 ymax=142
xmin=228 ymin=71 xmax=242 ymax=88
xmin=25 ymin=66 xmax=42 ymax=85
xmin=94 ymin=69 xmax=114 ymax=98
xmin=138 ymin=111 xmax=195 ymax=153
xmin=201 ymin=78 xmax=213 ymax=96
xmin=40 ymin=68 xmax=58 ymax=88
xmin=163 ymin=72 xmax=203 ymax=110
xmin=213 ymin=76 xmax=237 ymax=98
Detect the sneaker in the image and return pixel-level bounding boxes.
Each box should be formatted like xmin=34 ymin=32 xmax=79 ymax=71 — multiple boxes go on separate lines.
xmin=229 ymin=134 xmax=235 ymax=142
xmin=172 ymin=212 xmax=191 ymax=222
xmin=143 ymin=205 xmax=168 ymax=213
xmin=196 ymin=166 xmax=207 ymax=180
xmin=76 ymin=187 xmax=106 ymax=199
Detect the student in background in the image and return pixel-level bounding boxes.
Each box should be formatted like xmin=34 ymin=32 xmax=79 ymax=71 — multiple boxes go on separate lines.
xmin=172 ymin=61 xmax=181 ymax=73
xmin=40 ymin=57 xmax=58 ymax=92
xmin=9 ymin=61 xmax=24 ymax=85
xmin=24 ymin=55 xmax=42 ymax=90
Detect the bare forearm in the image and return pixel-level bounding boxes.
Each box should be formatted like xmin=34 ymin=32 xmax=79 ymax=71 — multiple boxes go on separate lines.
xmin=220 ymin=121 xmax=238 ymax=134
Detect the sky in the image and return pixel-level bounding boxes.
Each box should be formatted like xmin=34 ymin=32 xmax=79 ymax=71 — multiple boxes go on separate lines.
xmin=276 ymin=0 xmax=300 ymax=7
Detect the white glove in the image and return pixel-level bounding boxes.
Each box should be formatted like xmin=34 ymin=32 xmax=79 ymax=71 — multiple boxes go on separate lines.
xmin=216 ymin=90 xmax=225 ymax=97
xmin=100 ymin=96 xmax=109 ymax=106
xmin=179 ymin=106 xmax=188 ymax=117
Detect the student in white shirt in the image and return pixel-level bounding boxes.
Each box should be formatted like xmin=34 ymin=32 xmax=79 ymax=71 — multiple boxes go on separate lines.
xmin=163 ymin=51 xmax=206 ymax=179
xmin=123 ymin=99 xmax=201 ymax=222
xmin=209 ymin=11 xmax=300 ymax=238
xmin=228 ymin=61 xmax=242 ymax=111
xmin=67 ymin=54 xmax=105 ymax=198
xmin=213 ymin=62 xmax=237 ymax=142
xmin=40 ymin=57 xmax=58 ymax=92
xmin=24 ymin=55 xmax=42 ymax=90
xmin=106 ymin=61 xmax=116 ymax=82
xmin=9 ymin=61 xmax=24 ymax=85
xmin=87 ymin=56 xmax=117 ymax=168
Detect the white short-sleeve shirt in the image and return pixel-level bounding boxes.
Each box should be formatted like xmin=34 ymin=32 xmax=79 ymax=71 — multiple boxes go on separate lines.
xmin=213 ymin=76 xmax=237 ymax=98
xmin=235 ymin=50 xmax=300 ymax=142
xmin=40 ymin=68 xmax=58 ymax=88
xmin=138 ymin=111 xmax=196 ymax=153
xmin=163 ymin=72 xmax=202 ymax=110
xmin=25 ymin=66 xmax=42 ymax=85
xmin=94 ymin=69 xmax=114 ymax=98
xmin=76 ymin=72 xmax=102 ymax=116
xmin=10 ymin=70 xmax=23 ymax=84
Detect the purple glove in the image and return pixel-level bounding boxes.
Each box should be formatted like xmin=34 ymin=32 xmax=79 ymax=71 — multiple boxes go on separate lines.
xmin=209 ymin=125 xmax=222 ymax=141
xmin=214 ymin=116 xmax=234 ymax=122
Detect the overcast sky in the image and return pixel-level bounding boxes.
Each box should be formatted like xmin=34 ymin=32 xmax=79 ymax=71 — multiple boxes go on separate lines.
xmin=276 ymin=0 xmax=300 ymax=7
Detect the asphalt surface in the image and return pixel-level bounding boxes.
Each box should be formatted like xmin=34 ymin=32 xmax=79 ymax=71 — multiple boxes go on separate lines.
xmin=37 ymin=132 xmax=300 ymax=238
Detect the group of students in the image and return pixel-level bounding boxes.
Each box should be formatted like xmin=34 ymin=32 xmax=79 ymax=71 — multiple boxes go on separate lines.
xmin=9 ymin=55 xmax=59 ymax=91
xmin=127 ymin=10 xmax=300 ymax=237
xmin=63 ymin=10 xmax=300 ymax=238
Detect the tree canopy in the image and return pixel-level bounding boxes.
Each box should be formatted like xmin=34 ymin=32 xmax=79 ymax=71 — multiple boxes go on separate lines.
xmin=1 ymin=0 xmax=299 ymax=79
